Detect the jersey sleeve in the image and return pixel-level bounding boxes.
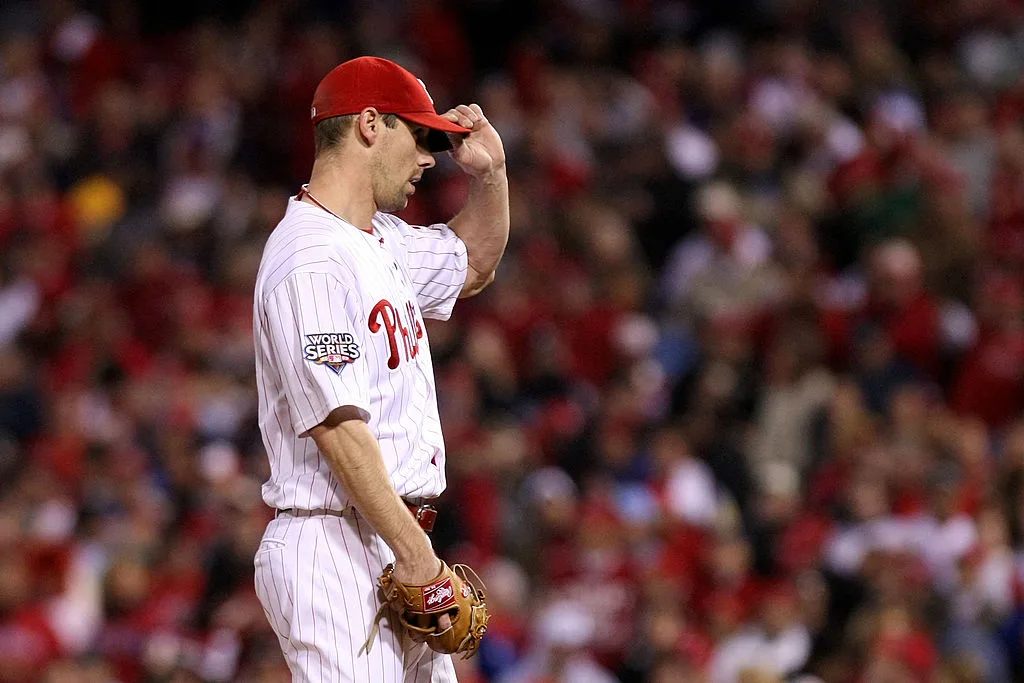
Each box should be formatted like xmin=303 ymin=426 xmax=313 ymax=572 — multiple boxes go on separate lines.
xmin=262 ymin=272 xmax=371 ymax=436
xmin=389 ymin=216 xmax=469 ymax=321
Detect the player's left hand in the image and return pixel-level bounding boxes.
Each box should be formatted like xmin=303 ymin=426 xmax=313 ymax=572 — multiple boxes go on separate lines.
xmin=442 ymin=104 xmax=506 ymax=178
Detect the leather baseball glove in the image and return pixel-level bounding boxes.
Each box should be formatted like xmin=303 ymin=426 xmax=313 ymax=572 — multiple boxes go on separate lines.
xmin=360 ymin=561 xmax=490 ymax=659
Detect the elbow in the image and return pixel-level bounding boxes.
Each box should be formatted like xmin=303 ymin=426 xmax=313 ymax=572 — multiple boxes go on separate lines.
xmin=459 ymin=268 xmax=496 ymax=298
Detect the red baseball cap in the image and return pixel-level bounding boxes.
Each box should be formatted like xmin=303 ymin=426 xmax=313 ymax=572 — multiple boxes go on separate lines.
xmin=311 ymin=56 xmax=470 ymax=152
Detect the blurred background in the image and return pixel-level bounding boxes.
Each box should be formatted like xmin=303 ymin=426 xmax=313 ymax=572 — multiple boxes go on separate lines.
xmin=1 ymin=0 xmax=1024 ymax=681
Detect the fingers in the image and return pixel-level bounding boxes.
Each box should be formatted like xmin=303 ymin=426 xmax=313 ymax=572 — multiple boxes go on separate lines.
xmin=437 ymin=612 xmax=453 ymax=631
xmin=403 ymin=612 xmax=452 ymax=644
xmin=443 ymin=104 xmax=486 ymax=130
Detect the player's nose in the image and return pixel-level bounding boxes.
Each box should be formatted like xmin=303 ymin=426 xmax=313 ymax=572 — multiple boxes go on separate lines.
xmin=418 ymin=149 xmax=436 ymax=169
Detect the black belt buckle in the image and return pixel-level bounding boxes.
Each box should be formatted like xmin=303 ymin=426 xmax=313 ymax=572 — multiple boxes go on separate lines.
xmin=413 ymin=504 xmax=437 ymax=533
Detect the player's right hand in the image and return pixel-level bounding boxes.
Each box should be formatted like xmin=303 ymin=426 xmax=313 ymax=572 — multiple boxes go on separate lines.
xmin=392 ymin=555 xmax=444 ymax=585
xmin=390 ymin=557 xmax=453 ymax=638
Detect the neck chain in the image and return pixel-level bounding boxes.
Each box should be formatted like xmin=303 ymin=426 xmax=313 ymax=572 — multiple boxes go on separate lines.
xmin=299 ymin=184 xmax=373 ymax=235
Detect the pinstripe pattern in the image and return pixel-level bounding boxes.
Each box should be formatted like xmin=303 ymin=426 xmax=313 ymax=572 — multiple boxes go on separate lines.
xmin=254 ymin=512 xmax=457 ymax=681
xmin=254 ymin=196 xmax=466 ymax=681
xmin=254 ymin=197 xmax=467 ymax=509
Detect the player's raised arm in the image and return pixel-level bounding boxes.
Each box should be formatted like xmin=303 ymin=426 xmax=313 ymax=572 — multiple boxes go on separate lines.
xmin=443 ymin=104 xmax=510 ymax=298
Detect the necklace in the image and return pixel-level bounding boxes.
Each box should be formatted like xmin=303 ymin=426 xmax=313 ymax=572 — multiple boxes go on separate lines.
xmin=298 ymin=184 xmax=374 ymax=235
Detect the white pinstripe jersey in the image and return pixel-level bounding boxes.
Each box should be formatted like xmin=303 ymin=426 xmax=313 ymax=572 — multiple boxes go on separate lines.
xmin=253 ymin=195 xmax=468 ymax=511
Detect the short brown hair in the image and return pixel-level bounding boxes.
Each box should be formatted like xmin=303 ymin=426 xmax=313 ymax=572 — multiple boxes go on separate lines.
xmin=313 ymin=113 xmax=400 ymax=157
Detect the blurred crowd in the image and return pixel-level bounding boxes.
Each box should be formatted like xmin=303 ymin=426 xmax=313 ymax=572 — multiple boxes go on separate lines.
xmin=2 ymin=0 xmax=1024 ymax=682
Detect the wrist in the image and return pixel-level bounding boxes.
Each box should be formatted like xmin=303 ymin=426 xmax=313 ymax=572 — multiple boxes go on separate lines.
xmin=392 ymin=533 xmax=435 ymax=566
xmin=393 ymin=551 xmax=443 ymax=583
xmin=470 ymin=163 xmax=507 ymax=184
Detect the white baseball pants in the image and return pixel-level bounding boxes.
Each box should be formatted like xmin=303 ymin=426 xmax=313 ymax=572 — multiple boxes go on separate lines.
xmin=254 ymin=509 xmax=457 ymax=682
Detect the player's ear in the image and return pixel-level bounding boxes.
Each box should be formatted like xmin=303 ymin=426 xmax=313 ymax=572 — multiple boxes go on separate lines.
xmin=356 ymin=108 xmax=382 ymax=147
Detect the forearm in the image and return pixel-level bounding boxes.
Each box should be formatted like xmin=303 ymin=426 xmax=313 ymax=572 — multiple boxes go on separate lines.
xmin=310 ymin=415 xmax=434 ymax=568
xmin=448 ymin=166 xmax=510 ymax=297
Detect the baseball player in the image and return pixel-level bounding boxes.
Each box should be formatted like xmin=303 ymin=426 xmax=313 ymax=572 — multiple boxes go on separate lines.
xmin=251 ymin=56 xmax=508 ymax=681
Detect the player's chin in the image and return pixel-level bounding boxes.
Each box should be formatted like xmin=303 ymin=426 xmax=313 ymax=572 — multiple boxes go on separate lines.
xmin=381 ymin=195 xmax=410 ymax=213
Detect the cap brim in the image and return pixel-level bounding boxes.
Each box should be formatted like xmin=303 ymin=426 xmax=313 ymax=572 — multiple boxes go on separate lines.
xmin=400 ymin=112 xmax=470 ymax=153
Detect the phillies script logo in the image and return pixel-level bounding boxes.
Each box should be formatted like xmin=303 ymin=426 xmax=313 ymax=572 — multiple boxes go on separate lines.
xmin=422 ymin=577 xmax=456 ymax=612
xmin=303 ymin=333 xmax=360 ymax=375
xmin=368 ymin=299 xmax=423 ymax=370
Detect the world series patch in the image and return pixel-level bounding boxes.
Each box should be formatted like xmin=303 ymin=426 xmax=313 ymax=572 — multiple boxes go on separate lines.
xmin=303 ymin=333 xmax=360 ymax=375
